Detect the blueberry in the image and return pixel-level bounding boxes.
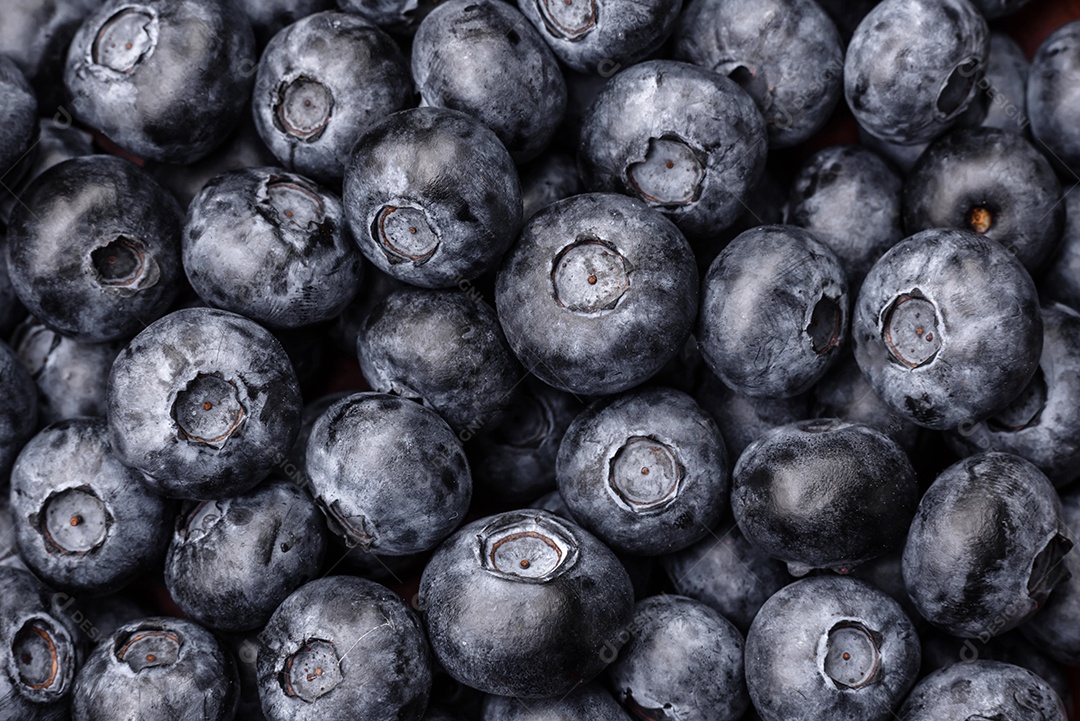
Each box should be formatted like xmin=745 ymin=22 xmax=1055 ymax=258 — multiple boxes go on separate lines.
xmin=519 ymin=0 xmax=683 ymax=74
xmin=482 ymin=683 xmax=631 ymax=721
xmin=64 ymin=0 xmax=256 ymax=164
xmin=846 ymin=551 xmax=922 ymax=623
xmin=358 ymin=287 xmax=524 ymax=433
xmin=661 ymin=516 xmax=792 ymax=633
xmin=0 ymin=0 xmax=98 ymax=108
xmin=1022 ymin=486 xmax=1080 ymax=665
xmin=338 ymin=0 xmax=440 ymax=35
xmin=902 ymin=452 xmax=1072 ymax=638
xmin=72 ymin=617 xmax=239 ymax=721
xmin=1028 ymin=21 xmax=1080 ymax=176
xmin=495 ymin=193 xmax=698 ymax=396
xmin=305 ymin=392 xmax=471 ymax=555
xmin=579 ymin=60 xmax=767 ymax=242
xmin=164 ymin=479 xmax=327 ymax=632
xmin=557 ymin=386 xmax=730 ymax=555
xmin=253 ymin=11 xmax=413 ymax=184
xmin=0 ymin=247 xmax=27 ymax=339
xmin=11 ymin=417 xmax=175 ymax=596
xmin=813 ymin=353 xmax=920 ymax=452
xmin=815 ymin=0 xmax=880 ymax=43
xmin=235 ymin=0 xmax=334 ymax=48
xmin=898 ymin=661 xmax=1066 ymax=721
xmin=674 ymin=0 xmax=843 ymax=148
xmin=412 ymin=0 xmax=566 ymax=162
xmin=732 ymin=419 xmax=918 ymax=576
xmin=257 ymin=576 xmax=431 ymax=721
xmin=786 ymin=145 xmax=905 ymax=287
xmin=853 ymin=228 xmax=1043 ymax=430
xmin=920 ymin=630 xmax=1069 ymax=701
xmin=0 ymin=118 xmax=94 ymax=227
xmin=5 ymin=155 xmax=184 ymax=343
xmin=608 ymin=595 xmax=748 ymax=721
xmin=107 ymin=307 xmax=303 ymax=500
xmin=520 ymin=152 xmax=584 ymax=222
xmin=845 ymin=0 xmax=989 ymax=145
xmin=1044 ymin=190 xmax=1080 ymax=310
xmin=698 ymin=225 xmax=848 ymax=399
xmin=419 ymin=509 xmax=634 ymax=698
xmin=344 ymin=107 xmax=522 ymax=288
xmin=970 ymin=0 xmax=1032 ymax=19
xmin=0 ymin=56 xmax=38 ymax=190
xmin=745 ymin=576 xmax=921 ymax=721
xmin=981 ymin=32 xmax=1031 ymax=134
xmin=183 ymin=167 xmax=363 ymax=328
xmin=697 ymin=171 xmax=789 ymax=274
xmin=857 ymin=126 xmax=930 ymax=175
xmin=0 ymin=338 xmax=37 ymax=483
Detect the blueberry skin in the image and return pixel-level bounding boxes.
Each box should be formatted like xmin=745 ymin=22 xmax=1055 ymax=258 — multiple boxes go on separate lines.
xmin=0 ymin=0 xmax=99 ymax=108
xmin=164 ymin=479 xmax=327 ymax=632
xmin=495 ymin=193 xmax=698 ymax=396
xmin=412 ymin=0 xmax=566 ymax=163
xmin=557 ymin=386 xmax=730 ymax=556
xmin=787 ymin=146 xmax=904 ymax=287
xmin=673 ymin=0 xmax=843 ymax=148
xmin=518 ymin=0 xmax=683 ymax=74
xmin=905 ymin=127 xmax=1063 ymax=275
xmin=72 ymin=617 xmax=239 ymax=721
xmin=1044 ymin=191 xmax=1080 ymax=311
xmin=745 ymin=576 xmax=921 ymax=721
xmin=305 ymin=392 xmax=471 ymax=556
xmin=5 ymin=155 xmax=184 ymax=343
xmin=898 ymin=661 xmax=1066 ymax=721
xmin=483 ymin=682 xmax=630 ymax=720
xmin=236 ymin=0 xmax=334 ymax=48
xmin=344 ymin=107 xmax=522 ymax=288
xmin=253 ymin=11 xmax=413 ymax=184
xmin=0 ymin=118 xmax=95 ymax=227
xmin=107 ymin=308 xmax=303 ymax=500
xmin=0 ymin=339 xmax=37 ymax=484
xmin=982 ymin=33 xmax=1030 ymax=134
xmin=853 ymin=228 xmax=1043 ymax=431
xmin=0 ymin=247 xmax=27 ymax=339
xmin=419 ymin=509 xmax=634 ymax=698
xmin=733 ymin=420 xmax=918 ymax=575
xmin=1029 ymin=22 xmax=1080 ymax=176
xmin=813 ymin=353 xmax=920 ymax=452
xmin=903 ymin=452 xmax=1072 ymax=639
xmin=857 ymin=125 xmax=930 ymax=175
xmin=579 ymin=60 xmax=767 ymax=242
xmin=0 ymin=56 xmax=38 ymax=188
xmin=338 ymin=0 xmax=440 ymax=35
xmin=661 ymin=516 xmax=792 ymax=633
xmin=11 ymin=418 xmax=175 ymax=596
xmin=945 ymin=304 xmax=1080 ymax=487
xmin=257 ymin=576 xmax=431 ymax=721
xmin=608 ymin=595 xmax=748 ymax=721
xmin=845 ymin=0 xmax=989 ymax=146
xmin=64 ymin=0 xmax=255 ymax=164
xmin=520 ymin=153 xmax=583 ymax=222
xmin=0 ymin=566 xmax=83 ymax=721
xmin=921 ymin=630 xmax=1069 ymax=702
xmin=1022 ymin=487 xmax=1080 ymax=665
xmin=699 ymin=225 xmax=848 ymax=400
xmin=183 ymin=167 xmax=362 ymax=328
xmin=971 ymin=0 xmax=1031 ymax=18
xmin=359 ymin=288 xmax=524 ymax=432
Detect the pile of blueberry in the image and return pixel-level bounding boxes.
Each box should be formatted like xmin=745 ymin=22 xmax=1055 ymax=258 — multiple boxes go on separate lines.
xmin=4 ymin=0 xmax=1080 ymax=719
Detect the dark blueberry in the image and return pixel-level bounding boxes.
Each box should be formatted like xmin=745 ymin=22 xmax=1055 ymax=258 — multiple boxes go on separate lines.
xmin=495 ymin=193 xmax=698 ymax=395
xmin=813 ymin=353 xmax=920 ymax=451
xmin=733 ymin=419 xmax=918 ymax=575
xmin=1044 ymin=190 xmax=1080 ymax=309
xmin=483 ymin=682 xmax=629 ymax=720
xmin=578 ymin=60 xmax=767 ymax=242
xmin=971 ymin=0 xmax=1032 ymax=19
xmin=902 ymin=452 xmax=1072 ymax=638
xmin=412 ymin=0 xmax=566 ymax=162
xmin=334 ymin=540 xmax=426 ymax=585
xmin=1023 ymin=486 xmax=1080 ymax=665
xmin=12 ymin=318 xmax=122 ymax=425
xmin=1 ymin=118 xmax=94 ymax=227
xmin=0 ymin=566 xmax=83 ymax=721
xmin=72 ymin=617 xmax=238 ymax=721
xmin=0 ymin=338 xmax=37 ymax=483
xmin=0 ymin=56 xmax=38 ymax=190
xmin=608 ymin=595 xmax=748 ymax=721
xmin=281 ymin=391 xmax=353 ymax=489
xmin=236 ymin=0 xmax=334 ymax=48
xmin=981 ymin=33 xmax=1031 ymax=134
xmin=327 ymin=262 xmax=405 ymax=353
xmin=64 ymin=0 xmax=256 ymax=164
xmin=468 ymin=377 xmax=581 ymax=504
xmin=519 ymin=0 xmax=682 ymax=74
xmin=856 ymin=125 xmax=930 ymax=175
xmin=787 ymin=145 xmax=905 ymax=287
xmin=815 ymin=0 xmax=880 ymax=43
xmin=905 ymin=127 xmax=1063 ymax=274
xmin=921 ymin=630 xmax=1069 ymax=702
xmin=853 ymin=228 xmax=1043 ymax=430
xmin=257 ymin=576 xmax=431 ymax=721
xmin=698 ymin=225 xmax=848 ymax=399
xmin=11 ymin=418 xmax=174 ymax=596
xmin=107 ymin=308 xmax=303 ymax=499
xmin=0 ymin=494 xmax=21 ymax=569
xmin=0 ymin=0 xmax=98 ymax=108
xmin=344 ymin=107 xmax=521 ymax=288
xmin=674 ymin=0 xmax=843 ymax=148
xmin=557 ymin=386 xmax=730 ymax=556
xmin=745 ymin=576 xmax=921 ymax=721
xmin=224 ymin=630 xmax=265 ymax=721
xmin=253 ymin=11 xmax=413 ymax=184
xmin=164 ymin=479 xmax=327 ymax=632
xmin=520 ymin=152 xmax=584 ymax=222
xmin=845 ymin=0 xmax=989 ymax=145
xmin=697 ymin=171 xmax=788 ymax=274
xmin=5 ymin=155 xmax=184 ymax=343
xmin=419 ymin=509 xmax=634 ymax=698
xmin=0 ymin=245 xmax=27 ymax=339
xmin=358 ymin=287 xmax=524 ymax=433
xmin=661 ymin=516 xmax=792 ymax=633
xmin=898 ymin=661 xmax=1065 ymax=721
xmin=306 ymin=392 xmax=471 ymax=555
xmin=72 ymin=592 xmax=152 ymax=645
xmin=1029 ymin=21 xmax=1080 ymax=176
xmin=847 ymin=551 xmax=921 ymax=623
xmin=337 ymin=0 xmax=440 ymax=35
xmin=183 ymin=167 xmax=362 ymax=328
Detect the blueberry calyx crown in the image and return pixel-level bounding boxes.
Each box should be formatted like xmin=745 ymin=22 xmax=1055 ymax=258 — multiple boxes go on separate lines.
xmin=882 ymin=290 xmax=942 ymax=369
xmin=807 ymin=295 xmax=842 ymax=355
xmin=36 ymin=486 xmax=110 ymax=555
xmin=318 ymin=498 xmax=375 ymax=550
xmin=372 ymin=205 xmax=440 ymax=266
xmin=91 ymin=6 xmax=158 ymax=74
xmin=822 ymin=621 xmax=882 ymax=691
xmin=171 ymin=373 xmax=247 ymax=449
xmin=536 ymin=0 xmax=597 ymax=41
xmin=551 ymin=236 xmax=632 ymax=315
xmin=89 ymin=235 xmax=160 ymax=296
xmin=280 ymin=639 xmax=344 ymax=703
xmin=274 ymin=76 xmax=334 ymax=143
xmin=1028 ymin=532 xmax=1073 ymax=604
xmin=937 ymin=58 xmax=981 ymax=119
xmin=115 ymin=627 xmax=183 ymax=672
xmin=626 ymin=135 xmax=706 ymax=209
xmin=477 ymin=513 xmax=579 ymax=583
xmin=607 ymin=435 xmax=684 ymax=514
xmin=178 ymin=499 xmax=230 ymax=542
xmin=264 ymin=177 xmax=327 ymax=233
xmin=12 ymin=617 xmax=70 ymax=698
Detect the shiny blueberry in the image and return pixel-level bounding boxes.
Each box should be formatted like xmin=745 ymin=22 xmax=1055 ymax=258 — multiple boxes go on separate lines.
xmin=898 ymin=661 xmax=1066 ymax=721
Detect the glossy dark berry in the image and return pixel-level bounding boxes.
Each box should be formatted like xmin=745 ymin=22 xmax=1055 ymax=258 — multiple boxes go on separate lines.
xmin=898 ymin=661 xmax=1066 ymax=721
xmin=0 ymin=56 xmax=38 ymax=190
xmin=482 ymin=683 xmax=630 ymax=721
xmin=0 ymin=338 xmax=37 ymax=484
xmin=1028 ymin=21 xmax=1080 ymax=175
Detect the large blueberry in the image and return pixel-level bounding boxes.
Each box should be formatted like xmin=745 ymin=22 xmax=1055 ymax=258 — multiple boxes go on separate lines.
xmin=1028 ymin=21 xmax=1080 ymax=176
xmin=0 ymin=56 xmax=38 ymax=191
xmin=496 ymin=193 xmax=698 ymax=396
xmin=0 ymin=338 xmax=36 ymax=484
xmin=107 ymin=308 xmax=302 ymax=499
xmin=1022 ymin=486 xmax=1080 ymax=665
xmin=482 ymin=683 xmax=630 ymax=720
xmin=899 ymin=661 xmax=1066 ymax=721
